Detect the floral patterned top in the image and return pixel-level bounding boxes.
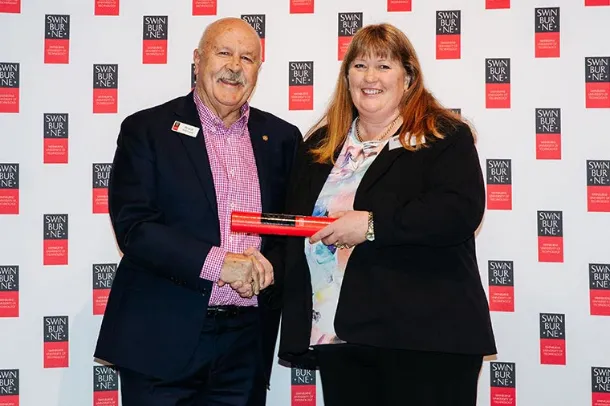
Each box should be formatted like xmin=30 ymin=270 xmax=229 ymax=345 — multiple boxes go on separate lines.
xmin=305 ymin=119 xmax=390 ymax=346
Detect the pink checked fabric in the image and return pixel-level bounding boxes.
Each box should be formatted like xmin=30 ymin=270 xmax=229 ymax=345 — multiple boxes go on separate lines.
xmin=194 ymin=92 xmax=262 ymax=306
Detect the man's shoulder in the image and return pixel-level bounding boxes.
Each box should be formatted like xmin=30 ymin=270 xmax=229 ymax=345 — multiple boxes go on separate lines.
xmin=249 ymin=106 xmax=300 ymax=137
xmin=122 ymin=94 xmax=189 ymax=126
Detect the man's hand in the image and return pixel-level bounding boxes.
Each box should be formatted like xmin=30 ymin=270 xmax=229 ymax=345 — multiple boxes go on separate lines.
xmin=244 ymin=247 xmax=274 ymax=289
xmin=217 ymin=253 xmax=264 ymax=298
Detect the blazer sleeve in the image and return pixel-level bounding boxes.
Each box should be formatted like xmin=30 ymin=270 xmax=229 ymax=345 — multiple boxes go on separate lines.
xmin=108 ymin=114 xmax=213 ymax=293
xmin=372 ymin=124 xmax=485 ymax=248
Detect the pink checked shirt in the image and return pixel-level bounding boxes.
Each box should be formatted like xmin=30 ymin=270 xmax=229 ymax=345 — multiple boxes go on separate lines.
xmin=194 ymin=92 xmax=262 ymax=307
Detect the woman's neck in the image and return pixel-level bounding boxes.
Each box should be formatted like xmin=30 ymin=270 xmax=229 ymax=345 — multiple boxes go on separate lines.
xmin=357 ymin=112 xmax=402 ymax=142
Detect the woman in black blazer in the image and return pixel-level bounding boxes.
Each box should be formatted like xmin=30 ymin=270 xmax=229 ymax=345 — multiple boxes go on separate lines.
xmin=277 ymin=23 xmax=497 ymax=406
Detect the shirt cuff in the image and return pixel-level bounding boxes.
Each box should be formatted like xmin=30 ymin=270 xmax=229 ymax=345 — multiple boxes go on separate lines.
xmin=200 ymin=247 xmax=227 ymax=282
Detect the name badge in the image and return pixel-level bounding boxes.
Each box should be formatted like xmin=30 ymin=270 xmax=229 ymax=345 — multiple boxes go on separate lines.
xmin=171 ymin=121 xmax=200 ymax=137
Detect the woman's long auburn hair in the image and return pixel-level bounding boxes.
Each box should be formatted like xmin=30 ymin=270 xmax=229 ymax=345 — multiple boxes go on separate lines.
xmin=307 ymin=23 xmax=469 ymax=164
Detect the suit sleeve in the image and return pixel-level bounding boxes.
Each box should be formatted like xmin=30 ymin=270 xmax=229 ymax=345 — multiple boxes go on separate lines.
xmin=372 ymin=124 xmax=485 ymax=248
xmin=108 ymin=115 xmax=213 ymax=293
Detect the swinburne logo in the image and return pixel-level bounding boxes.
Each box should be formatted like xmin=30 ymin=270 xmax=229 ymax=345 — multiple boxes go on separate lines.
xmin=488 ymin=260 xmax=514 ymax=312
xmin=44 ymin=113 xmax=69 ymax=164
xmin=486 ymin=159 xmax=511 ymax=210
xmin=44 ymin=14 xmax=70 ymax=64
xmin=337 ymin=12 xmax=363 ymax=60
xmin=289 ymin=61 xmax=313 ymax=111
xmin=43 ymin=214 xmax=68 ymax=265
xmin=585 ymin=57 xmax=610 ymax=109
xmin=143 ymin=16 xmax=168 ymax=64
xmin=44 ymin=316 xmax=69 ymax=368
xmin=490 ymin=362 xmax=516 ymax=406
xmin=241 ymin=15 xmax=265 ymax=61
xmin=537 ymin=211 xmax=563 ymax=263
xmin=539 ymin=313 xmax=566 ymax=365
xmin=94 ymin=365 xmax=119 ymax=406
xmin=93 ymin=64 xmax=118 ymax=113
xmin=0 ymin=163 xmax=19 ymax=214
xmin=436 ymin=10 xmax=460 ymax=59
xmin=291 ymin=367 xmax=315 ymax=405
xmin=0 ymin=265 xmax=18 ymax=318
xmin=0 ymin=62 xmax=19 ymax=113
xmin=535 ymin=108 xmax=561 ymax=160
xmin=589 ymin=263 xmax=610 ymax=316
xmin=93 ymin=263 xmax=116 ymax=315
xmin=0 ymin=369 xmax=19 ymax=405
xmin=485 ymin=58 xmax=510 ymax=108
xmin=93 ymin=163 xmax=112 ymax=213
xmin=534 ymin=7 xmax=559 ymax=58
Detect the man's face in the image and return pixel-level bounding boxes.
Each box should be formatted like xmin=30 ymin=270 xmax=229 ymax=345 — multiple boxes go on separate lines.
xmin=193 ymin=22 xmax=261 ymax=117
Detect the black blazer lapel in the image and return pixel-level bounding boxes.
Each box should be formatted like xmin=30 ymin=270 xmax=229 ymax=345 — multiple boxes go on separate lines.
xmin=247 ymin=110 xmax=270 ymax=213
xmin=173 ymin=92 xmax=219 ymax=217
xmin=307 ymin=138 xmax=406 ymax=213
xmin=357 ymin=142 xmax=406 ymax=194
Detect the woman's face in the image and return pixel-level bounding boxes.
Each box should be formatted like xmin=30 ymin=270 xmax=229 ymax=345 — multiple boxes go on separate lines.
xmin=347 ymin=54 xmax=407 ymax=120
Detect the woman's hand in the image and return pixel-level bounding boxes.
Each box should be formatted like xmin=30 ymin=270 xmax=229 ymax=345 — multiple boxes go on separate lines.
xmin=309 ymin=210 xmax=369 ymax=249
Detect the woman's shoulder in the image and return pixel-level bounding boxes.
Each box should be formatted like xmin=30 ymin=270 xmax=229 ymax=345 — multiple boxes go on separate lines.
xmin=303 ymin=125 xmax=329 ymax=147
xmin=428 ymin=116 xmax=476 ymax=149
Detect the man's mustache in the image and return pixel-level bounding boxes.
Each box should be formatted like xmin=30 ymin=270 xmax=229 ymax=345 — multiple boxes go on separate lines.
xmin=216 ymin=70 xmax=245 ymax=85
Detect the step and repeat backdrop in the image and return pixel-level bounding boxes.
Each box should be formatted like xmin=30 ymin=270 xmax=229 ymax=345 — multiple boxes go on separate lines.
xmin=1 ymin=0 xmax=609 ymax=405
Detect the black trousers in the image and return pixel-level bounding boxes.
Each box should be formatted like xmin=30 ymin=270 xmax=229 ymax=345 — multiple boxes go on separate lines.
xmin=315 ymin=343 xmax=483 ymax=406
xmin=118 ymin=307 xmax=267 ymax=406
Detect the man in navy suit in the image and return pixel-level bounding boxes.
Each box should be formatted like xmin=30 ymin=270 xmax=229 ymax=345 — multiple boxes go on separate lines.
xmin=94 ymin=17 xmax=302 ymax=406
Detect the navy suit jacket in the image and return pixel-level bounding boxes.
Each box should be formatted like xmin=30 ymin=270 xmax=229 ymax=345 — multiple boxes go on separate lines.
xmin=94 ymin=91 xmax=302 ymax=381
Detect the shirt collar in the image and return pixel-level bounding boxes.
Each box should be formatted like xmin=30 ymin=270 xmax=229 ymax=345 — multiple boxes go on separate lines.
xmin=193 ymin=90 xmax=250 ymax=134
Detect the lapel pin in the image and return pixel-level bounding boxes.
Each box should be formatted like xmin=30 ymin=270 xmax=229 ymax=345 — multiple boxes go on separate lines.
xmin=262 ymin=135 xmax=269 ymax=141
